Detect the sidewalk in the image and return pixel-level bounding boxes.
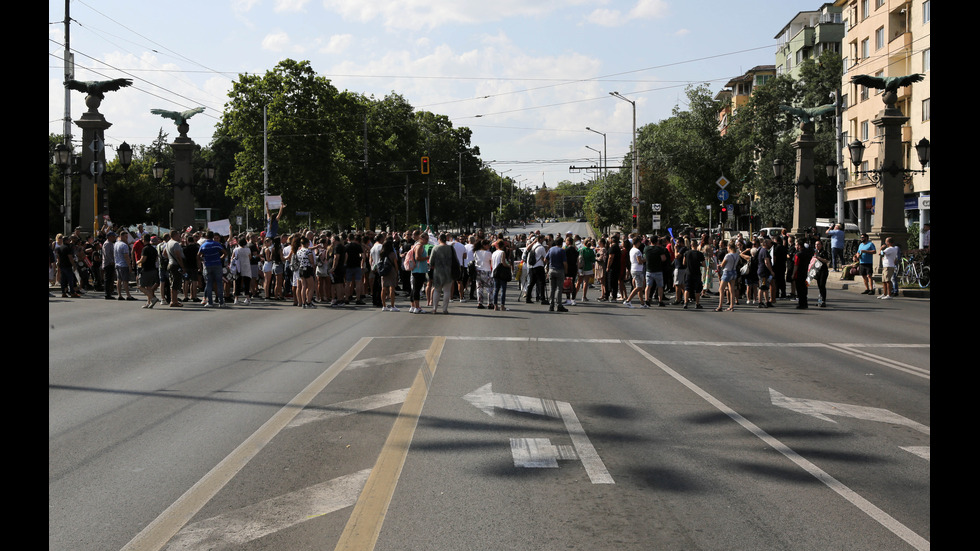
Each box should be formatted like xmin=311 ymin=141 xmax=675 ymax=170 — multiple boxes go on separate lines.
xmin=823 ymin=270 xmax=930 ymax=299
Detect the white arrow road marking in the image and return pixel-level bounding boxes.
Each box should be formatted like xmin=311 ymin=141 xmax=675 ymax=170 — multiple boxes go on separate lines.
xmin=463 ymin=383 xmax=614 ymax=484
xmin=463 ymin=383 xmax=561 ymax=418
xmin=345 ymin=349 xmax=428 ymax=371
xmin=287 ymin=388 xmax=410 ymax=429
xmin=510 ymin=438 xmax=578 ymax=468
xmin=769 ymin=388 xmax=930 ymax=435
xmin=627 ymin=342 xmax=929 ymax=551
xmin=165 ymin=468 xmax=371 ymax=550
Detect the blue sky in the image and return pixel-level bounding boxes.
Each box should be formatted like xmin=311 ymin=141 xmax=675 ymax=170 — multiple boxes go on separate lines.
xmin=49 ymin=0 xmax=822 ymax=187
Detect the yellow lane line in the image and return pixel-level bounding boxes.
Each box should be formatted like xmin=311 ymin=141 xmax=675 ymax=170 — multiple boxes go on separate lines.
xmin=121 ymin=337 xmax=373 ymax=551
xmin=334 ymin=336 xmax=446 ymax=551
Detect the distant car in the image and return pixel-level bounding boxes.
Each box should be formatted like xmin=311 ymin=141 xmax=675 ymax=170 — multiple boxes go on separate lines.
xmin=576 ymin=218 xmax=586 ymax=222
xmin=757 ymin=227 xmax=785 ymax=239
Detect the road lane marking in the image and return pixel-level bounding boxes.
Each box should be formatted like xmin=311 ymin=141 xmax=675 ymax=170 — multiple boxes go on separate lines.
xmin=121 ymin=337 xmax=373 ymax=551
xmin=334 ymin=336 xmax=446 ymax=551
xmin=769 ymin=388 xmax=930 ymax=435
xmin=626 ymin=340 xmax=929 ymax=551
xmin=287 ymin=388 xmax=411 ymax=429
xmin=164 ymin=468 xmax=371 ymax=550
xmin=345 ymin=349 xmax=428 ymax=371
xmin=830 ymin=344 xmax=930 ymax=379
xmin=557 ymin=400 xmax=615 ymax=484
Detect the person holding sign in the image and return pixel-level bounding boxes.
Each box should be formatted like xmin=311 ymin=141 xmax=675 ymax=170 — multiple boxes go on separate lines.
xmin=266 ymin=199 xmax=284 ymax=239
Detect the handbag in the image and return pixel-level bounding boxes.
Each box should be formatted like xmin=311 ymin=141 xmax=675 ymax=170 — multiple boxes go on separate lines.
xmin=493 ymin=261 xmax=512 ymax=281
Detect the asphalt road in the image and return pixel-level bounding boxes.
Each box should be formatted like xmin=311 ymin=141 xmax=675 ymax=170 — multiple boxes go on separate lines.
xmin=49 ymin=243 xmax=930 ymax=551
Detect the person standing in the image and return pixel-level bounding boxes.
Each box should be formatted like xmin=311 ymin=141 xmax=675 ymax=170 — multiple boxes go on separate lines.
xmin=198 ymin=231 xmax=226 ymax=308
xmin=471 ymin=239 xmax=493 ymax=309
xmin=55 ymin=234 xmax=80 ymax=298
xmin=813 ymin=239 xmax=831 ymax=307
xmin=879 ymin=237 xmax=900 ymax=300
xmin=606 ymin=235 xmax=623 ymax=303
xmin=792 ymin=239 xmax=813 ymax=309
xmin=716 ymin=242 xmax=739 ymax=311
xmin=771 ymin=236 xmax=787 ymax=300
xmin=576 ymin=238 xmax=596 ymax=302
xmin=682 ymin=243 xmax=705 ymax=309
xmin=165 ymin=232 xmax=186 ymax=307
xmin=490 ymin=239 xmax=511 ymax=311
xmin=408 ymin=233 xmax=430 ymax=314
xmin=855 ymin=233 xmax=877 ymax=295
xmin=545 ymin=236 xmax=567 ymax=312
xmin=524 ymin=235 xmax=547 ymax=304
xmin=102 ymin=231 xmax=117 ymax=299
xmin=114 ymin=230 xmax=136 ymax=301
xmin=429 ymin=233 xmax=456 ymax=314
xmin=379 ymin=237 xmax=400 ymax=311
xmin=623 ymin=238 xmax=645 ymax=308
xmin=137 ymin=233 xmax=160 ymax=308
xmin=671 ymin=237 xmax=687 ymax=305
xmin=563 ymin=235 xmax=579 ymax=305
xmin=757 ymin=238 xmax=775 ymax=308
xmin=231 ymin=237 xmax=253 ymax=305
xmin=826 ymin=224 xmax=846 ymax=271
xmin=643 ymin=236 xmax=667 ymax=307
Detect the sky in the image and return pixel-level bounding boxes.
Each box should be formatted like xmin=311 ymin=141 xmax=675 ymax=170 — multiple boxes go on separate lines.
xmin=49 ymin=0 xmax=824 ymax=188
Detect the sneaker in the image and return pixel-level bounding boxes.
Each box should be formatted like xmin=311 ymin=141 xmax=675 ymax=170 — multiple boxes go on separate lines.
xmin=382 ymin=305 xmax=389 ymax=311
xmin=390 ymin=306 xmax=400 ymax=312
xmin=641 ymin=303 xmax=650 ymax=308
xmin=557 ymin=305 xmax=568 ymax=312
xmin=244 ymin=298 xmax=251 ymax=306
xmin=880 ymin=294 xmax=891 ymax=300
xmin=409 ymin=307 xmax=417 ymax=313
xmin=623 ymin=301 xmax=633 ymax=308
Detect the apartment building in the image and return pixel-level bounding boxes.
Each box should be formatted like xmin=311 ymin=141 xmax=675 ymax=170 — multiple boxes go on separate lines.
xmin=775 ymin=3 xmax=846 ymax=79
xmin=715 ymin=65 xmax=776 ymax=136
xmin=837 ymin=0 xmax=930 ymax=229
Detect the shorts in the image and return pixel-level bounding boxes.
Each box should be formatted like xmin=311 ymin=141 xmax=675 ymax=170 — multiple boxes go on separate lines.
xmin=272 ymin=262 xmax=284 ymax=275
xmin=674 ymin=268 xmax=687 ymax=285
xmin=263 ymin=261 xmax=273 ymax=273
xmin=139 ymin=269 xmax=159 ymax=287
xmin=645 ymin=270 xmax=664 ymax=289
xmin=859 ymin=263 xmax=873 ymax=277
xmin=115 ymin=265 xmax=131 ymax=283
xmin=631 ymin=271 xmax=646 ymax=289
xmin=346 ymin=267 xmax=363 ymax=282
xmin=721 ymin=269 xmax=736 ymax=282
xmin=686 ymin=274 xmax=703 ymax=293
xmin=882 ymin=266 xmax=895 ymax=280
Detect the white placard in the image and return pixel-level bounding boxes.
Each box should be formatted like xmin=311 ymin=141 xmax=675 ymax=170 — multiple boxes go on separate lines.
xmin=209 ymin=219 xmax=231 ymax=236
xmin=265 ymin=195 xmax=282 ymax=210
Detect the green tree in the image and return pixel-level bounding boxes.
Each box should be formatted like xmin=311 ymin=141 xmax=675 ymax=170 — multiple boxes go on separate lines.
xmin=220 ymin=59 xmax=360 ymax=229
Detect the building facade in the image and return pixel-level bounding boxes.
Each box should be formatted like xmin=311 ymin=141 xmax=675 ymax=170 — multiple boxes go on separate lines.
xmin=775 ymin=3 xmax=845 ymax=79
xmin=837 ymin=0 xmax=930 ymax=232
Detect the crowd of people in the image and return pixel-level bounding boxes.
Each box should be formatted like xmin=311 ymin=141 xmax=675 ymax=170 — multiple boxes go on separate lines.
xmin=51 ymin=218 xmax=866 ymax=314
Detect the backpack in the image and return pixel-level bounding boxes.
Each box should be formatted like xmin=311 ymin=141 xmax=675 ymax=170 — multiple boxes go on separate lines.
xmin=378 ymin=254 xmax=392 ymax=276
xmin=403 ymin=245 xmax=417 ymax=272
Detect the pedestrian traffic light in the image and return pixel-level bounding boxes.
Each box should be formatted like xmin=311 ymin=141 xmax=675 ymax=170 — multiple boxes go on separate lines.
xmin=421 ymin=156 xmax=430 ymax=175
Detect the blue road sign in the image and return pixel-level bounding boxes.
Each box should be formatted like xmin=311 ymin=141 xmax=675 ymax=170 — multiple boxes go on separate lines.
xmin=717 ymin=189 xmax=730 ymax=202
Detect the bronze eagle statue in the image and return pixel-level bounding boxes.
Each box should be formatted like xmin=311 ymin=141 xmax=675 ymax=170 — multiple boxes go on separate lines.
xmin=65 ymin=78 xmax=133 ymax=99
xmin=778 ymin=103 xmax=835 ymax=124
xmin=150 ymin=107 xmax=206 ymax=126
xmin=850 ymin=73 xmax=924 ymax=92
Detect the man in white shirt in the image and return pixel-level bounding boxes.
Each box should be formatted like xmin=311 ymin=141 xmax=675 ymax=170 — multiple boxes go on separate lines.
xmin=879 ymin=237 xmax=900 ymax=300
xmin=450 ymin=235 xmax=467 ymax=301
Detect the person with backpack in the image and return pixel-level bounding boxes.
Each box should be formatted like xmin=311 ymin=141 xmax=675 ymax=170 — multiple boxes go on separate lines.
xmin=378 ymin=237 xmax=400 ymax=311
xmin=407 ymin=232 xmax=430 ymax=313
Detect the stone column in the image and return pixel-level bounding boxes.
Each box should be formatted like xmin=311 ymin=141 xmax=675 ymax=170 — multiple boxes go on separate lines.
xmin=74 ymin=96 xmax=111 ymax=236
xmin=790 ymin=121 xmax=817 ymax=237
xmin=170 ymin=122 xmax=196 ymax=231
xmin=870 ymin=92 xmax=909 ymax=251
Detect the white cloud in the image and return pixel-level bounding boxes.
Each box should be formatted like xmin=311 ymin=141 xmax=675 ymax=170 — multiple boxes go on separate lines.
xmin=274 ymin=0 xmax=311 ymax=12
xmin=321 ymin=34 xmax=353 ymax=54
xmin=262 ymin=31 xmax=295 ymax=53
xmin=321 ymin=0 xmax=592 ymax=30
xmin=585 ymin=0 xmax=669 ymax=27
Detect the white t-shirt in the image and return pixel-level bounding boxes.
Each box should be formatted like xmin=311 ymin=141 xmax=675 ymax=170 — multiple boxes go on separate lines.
xmin=882 ymin=245 xmax=900 ymax=267
xmin=629 ymin=247 xmax=644 ymax=272
xmin=473 ymin=249 xmax=492 ymax=272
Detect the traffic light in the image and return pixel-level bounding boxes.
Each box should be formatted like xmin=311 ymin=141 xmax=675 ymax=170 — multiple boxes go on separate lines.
xmin=420 ymin=156 xmax=430 ymax=175
xmin=720 ymin=204 xmax=727 ymax=222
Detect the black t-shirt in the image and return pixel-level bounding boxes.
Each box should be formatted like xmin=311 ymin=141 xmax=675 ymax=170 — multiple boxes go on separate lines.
xmin=683 ymin=249 xmax=704 ymax=278
xmin=674 ymin=246 xmax=688 ymax=269
xmin=56 ymin=244 xmax=73 ymax=268
xmin=140 ymin=243 xmax=158 ymax=269
xmin=564 ymin=245 xmax=578 ymax=274
xmin=644 ymin=245 xmax=666 ymax=272
xmin=345 ymin=242 xmax=363 ymax=268
xmin=183 ymin=243 xmax=200 ymax=272
xmin=607 ymin=243 xmax=621 ymax=270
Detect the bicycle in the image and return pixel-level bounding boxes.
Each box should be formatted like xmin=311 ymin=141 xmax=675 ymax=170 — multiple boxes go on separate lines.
xmin=898 ymin=255 xmax=930 ymax=288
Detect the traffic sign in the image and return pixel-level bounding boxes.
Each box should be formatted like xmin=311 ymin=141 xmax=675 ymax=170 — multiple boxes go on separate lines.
xmin=631 ymin=196 xmax=640 ymax=206
xmin=717 ymin=189 xmax=729 ymax=202
xmin=651 ymin=203 xmax=661 ymax=212
xmin=716 ymin=175 xmax=730 ymax=189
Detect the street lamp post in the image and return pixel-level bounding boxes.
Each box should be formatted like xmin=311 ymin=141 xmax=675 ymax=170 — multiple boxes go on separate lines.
xmin=585 ymin=126 xmax=607 ymax=180
xmin=610 ymin=92 xmax=638 ymax=230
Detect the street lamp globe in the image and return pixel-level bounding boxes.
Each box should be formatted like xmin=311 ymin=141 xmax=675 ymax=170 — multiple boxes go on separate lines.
xmin=53 ymin=142 xmax=71 ymax=169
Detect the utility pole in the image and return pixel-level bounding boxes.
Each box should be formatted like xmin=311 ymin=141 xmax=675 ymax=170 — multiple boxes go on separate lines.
xmin=62 ymin=0 xmax=73 ymax=235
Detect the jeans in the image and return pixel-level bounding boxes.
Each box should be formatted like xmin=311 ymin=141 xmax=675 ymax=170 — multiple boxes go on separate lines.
xmin=204 ymin=264 xmax=224 ymax=305
xmin=492 ymin=278 xmax=508 ymax=306
xmin=548 ymin=269 xmax=564 ymax=305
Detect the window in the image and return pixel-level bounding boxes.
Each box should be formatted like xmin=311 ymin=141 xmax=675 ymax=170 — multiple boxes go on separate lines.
xmin=860 ymin=84 xmax=869 ymax=101
xmin=922 ymin=48 xmax=930 ymax=72
xmin=861 ymin=38 xmax=869 ymax=59
xmin=862 ymin=0 xmax=869 ymax=20
xmin=861 ymin=121 xmax=869 ymax=140
xmin=923 ymin=0 xmax=930 ymax=23
xmin=922 ymin=98 xmax=930 ymax=121
xmin=843 ymin=56 xmax=850 ymax=74
xmin=875 ymin=27 xmax=885 ymax=50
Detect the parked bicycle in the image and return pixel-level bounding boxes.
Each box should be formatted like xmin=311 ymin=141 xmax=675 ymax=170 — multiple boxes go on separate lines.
xmin=898 ymin=255 xmax=930 ymax=288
